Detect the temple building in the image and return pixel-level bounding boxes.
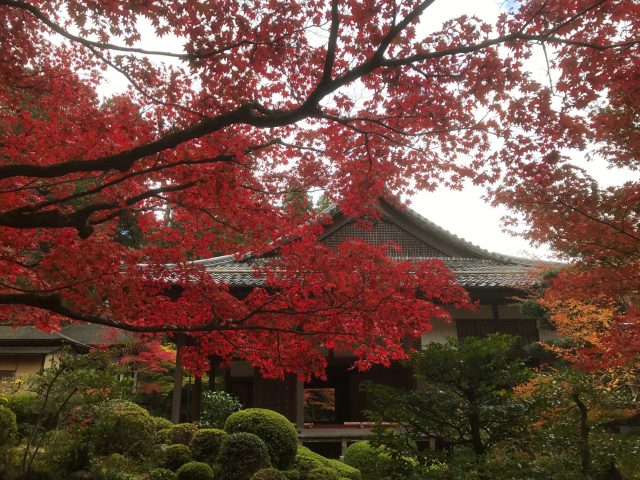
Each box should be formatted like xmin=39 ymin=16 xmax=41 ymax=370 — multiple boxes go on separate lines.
xmin=199 ymin=199 xmax=554 ymax=450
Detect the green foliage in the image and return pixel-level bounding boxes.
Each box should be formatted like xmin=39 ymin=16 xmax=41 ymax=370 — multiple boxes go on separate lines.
xmin=217 ymin=432 xmax=271 ymax=480
xmin=189 ymin=428 xmax=227 ymax=463
xmin=198 ymin=391 xmax=242 ymax=429
xmin=93 ymin=400 xmax=155 ymax=458
xmin=280 ymin=470 xmax=301 ymax=480
xmin=326 ymin=460 xmax=361 ymax=480
xmin=168 ymin=423 xmax=197 ymax=445
xmin=343 ymin=442 xmax=391 ymax=480
xmin=165 ymin=444 xmax=193 ymax=471
xmin=153 ymin=416 xmax=174 ymax=431
xmin=148 ymin=468 xmax=177 ymax=480
xmin=224 ymin=408 xmax=297 ymax=469
xmin=363 ymin=334 xmax=532 ymax=466
xmin=251 ymin=467 xmax=288 ymax=480
xmin=156 ymin=427 xmax=172 ymax=445
xmin=292 ymin=446 xmax=359 ymax=480
xmin=307 ymin=467 xmax=339 ymax=480
xmin=176 ymin=461 xmax=214 ymax=480
xmin=39 ymin=429 xmax=92 ymax=477
xmin=2 ymin=393 xmax=42 ymax=426
xmin=0 ymin=404 xmax=18 ymax=448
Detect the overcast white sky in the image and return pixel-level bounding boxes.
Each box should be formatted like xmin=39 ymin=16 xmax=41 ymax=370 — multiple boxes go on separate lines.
xmin=96 ymin=0 xmax=632 ymax=260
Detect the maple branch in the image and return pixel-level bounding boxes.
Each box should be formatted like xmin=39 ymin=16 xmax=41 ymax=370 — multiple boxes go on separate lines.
xmin=321 ymin=0 xmax=340 ymax=84
xmin=0 ymin=292 xmax=358 ymax=336
xmin=0 ymin=0 xmax=296 ymax=60
xmin=0 ymin=182 xmax=196 ymax=237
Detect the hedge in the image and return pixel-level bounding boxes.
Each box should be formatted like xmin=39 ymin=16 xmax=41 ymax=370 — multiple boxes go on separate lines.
xmin=225 ymin=409 xmax=297 ymax=469
xmin=176 ymin=461 xmax=214 ymax=480
xmin=217 ymin=432 xmax=271 ymax=480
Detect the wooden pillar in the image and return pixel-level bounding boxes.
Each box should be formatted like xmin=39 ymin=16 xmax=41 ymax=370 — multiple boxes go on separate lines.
xmin=192 ymin=375 xmax=202 ymax=421
xmin=171 ymin=333 xmax=185 ymax=424
xmin=296 ymin=379 xmax=305 ymax=437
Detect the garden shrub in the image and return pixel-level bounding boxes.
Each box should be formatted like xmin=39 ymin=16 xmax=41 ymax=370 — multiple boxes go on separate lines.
xmin=280 ymin=470 xmax=300 ymax=480
xmin=153 ymin=416 xmax=174 ymax=431
xmin=176 ymin=461 xmax=214 ymax=480
xmin=199 ymin=391 xmax=242 ymax=429
xmin=3 ymin=393 xmax=42 ymax=426
xmin=307 ymin=467 xmax=339 ymax=480
xmin=327 ymin=459 xmax=361 ymax=480
xmin=190 ymin=428 xmax=227 ymax=463
xmin=217 ymin=432 xmax=271 ymax=480
xmin=93 ymin=400 xmax=155 ymax=457
xmin=156 ymin=427 xmax=172 ymax=445
xmin=343 ymin=442 xmax=390 ymax=480
xmin=224 ymin=409 xmax=297 ymax=469
xmin=148 ymin=468 xmax=177 ymax=480
xmin=293 ymin=446 xmax=327 ymax=476
xmin=0 ymin=405 xmax=18 ymax=448
xmin=169 ymin=423 xmax=198 ymax=445
xmin=165 ymin=444 xmax=193 ymax=471
xmin=251 ymin=468 xmax=288 ymax=480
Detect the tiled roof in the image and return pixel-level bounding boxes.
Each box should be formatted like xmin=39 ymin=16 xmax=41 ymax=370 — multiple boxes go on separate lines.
xmin=196 ymin=200 xmax=541 ymax=290
xmin=203 ymin=256 xmax=536 ymax=289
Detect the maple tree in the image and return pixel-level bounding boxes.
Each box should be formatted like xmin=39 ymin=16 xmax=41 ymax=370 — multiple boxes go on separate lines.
xmin=0 ymin=0 xmax=639 ymax=378
xmin=495 ymin=154 xmax=640 ymax=376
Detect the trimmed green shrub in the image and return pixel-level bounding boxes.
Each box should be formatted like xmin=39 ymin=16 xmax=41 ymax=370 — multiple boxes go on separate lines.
xmin=93 ymin=400 xmax=155 ymax=457
xmin=3 ymin=393 xmax=42 ymax=425
xmin=153 ymin=416 xmax=174 ymax=431
xmin=199 ymin=391 xmax=243 ymax=429
xmin=176 ymin=461 xmax=214 ymax=480
xmin=0 ymin=405 xmax=18 ymax=448
xmin=218 ymin=432 xmax=271 ymax=480
xmin=293 ymin=446 xmax=327 ymax=476
xmin=169 ymin=423 xmax=198 ymax=445
xmin=251 ymin=468 xmax=287 ymax=480
xmin=148 ymin=468 xmax=177 ymax=480
xmin=327 ymin=460 xmax=361 ymax=480
xmin=307 ymin=467 xmax=339 ymax=480
xmin=280 ymin=470 xmax=301 ymax=480
xmin=156 ymin=427 xmax=172 ymax=445
xmin=165 ymin=444 xmax=193 ymax=471
xmin=224 ymin=409 xmax=297 ymax=469
xmin=343 ymin=442 xmax=390 ymax=480
xmin=190 ymin=428 xmax=227 ymax=463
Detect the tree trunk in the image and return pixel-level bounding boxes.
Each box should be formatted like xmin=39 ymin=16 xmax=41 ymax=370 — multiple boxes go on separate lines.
xmin=572 ymin=392 xmax=591 ymax=476
xmin=171 ymin=333 xmax=185 ymax=423
xmin=193 ymin=375 xmax=202 ymax=421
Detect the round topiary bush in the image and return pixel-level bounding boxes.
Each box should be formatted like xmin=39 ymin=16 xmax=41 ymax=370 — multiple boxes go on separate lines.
xmin=343 ymin=442 xmax=390 ymax=480
xmin=0 ymin=405 xmax=18 ymax=448
xmin=224 ymin=409 xmax=297 ymax=469
xmin=148 ymin=468 xmax=177 ymax=480
xmin=93 ymin=400 xmax=155 ymax=457
xmin=217 ymin=432 xmax=271 ymax=480
xmin=168 ymin=423 xmax=198 ymax=446
xmin=189 ymin=428 xmax=227 ymax=463
xmin=156 ymin=427 xmax=172 ymax=445
xmin=293 ymin=446 xmax=327 ymax=476
xmin=176 ymin=461 xmax=214 ymax=480
xmin=153 ymin=417 xmax=174 ymax=431
xmin=164 ymin=444 xmax=193 ymax=471
xmin=251 ymin=468 xmax=287 ymax=480
xmin=307 ymin=467 xmax=339 ymax=480
xmin=327 ymin=460 xmax=361 ymax=480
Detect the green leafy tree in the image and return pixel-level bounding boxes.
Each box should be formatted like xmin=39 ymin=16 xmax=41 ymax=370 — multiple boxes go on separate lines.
xmin=363 ymin=334 xmax=533 ymax=467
